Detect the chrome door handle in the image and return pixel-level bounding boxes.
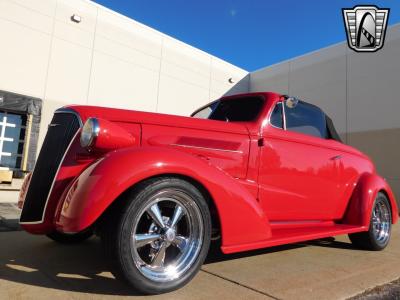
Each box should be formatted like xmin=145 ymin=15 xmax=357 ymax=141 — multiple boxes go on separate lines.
xmin=330 ymin=155 xmax=342 ymax=160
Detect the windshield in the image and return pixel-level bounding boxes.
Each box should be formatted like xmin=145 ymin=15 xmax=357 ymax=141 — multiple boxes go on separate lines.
xmin=192 ymin=96 xmax=264 ymax=122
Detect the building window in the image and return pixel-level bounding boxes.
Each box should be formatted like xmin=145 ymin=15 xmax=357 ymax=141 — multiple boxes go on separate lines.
xmin=0 ymin=111 xmax=31 ymax=171
xmin=0 ymin=91 xmax=42 ymax=184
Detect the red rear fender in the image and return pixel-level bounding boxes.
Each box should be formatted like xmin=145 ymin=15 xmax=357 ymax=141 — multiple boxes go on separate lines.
xmin=55 ymin=147 xmax=272 ymax=248
xmin=343 ymin=172 xmax=398 ymax=227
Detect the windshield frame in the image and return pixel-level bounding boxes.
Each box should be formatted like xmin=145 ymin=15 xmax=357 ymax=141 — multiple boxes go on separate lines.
xmin=190 ymin=99 xmax=220 ymax=118
xmin=190 ymin=96 xmax=265 ymax=123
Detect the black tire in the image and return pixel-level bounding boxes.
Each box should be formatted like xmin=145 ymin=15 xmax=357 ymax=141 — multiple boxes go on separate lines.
xmin=46 ymin=229 xmax=93 ymax=244
xmin=102 ymin=177 xmax=211 ymax=295
xmin=349 ymin=192 xmax=392 ymax=251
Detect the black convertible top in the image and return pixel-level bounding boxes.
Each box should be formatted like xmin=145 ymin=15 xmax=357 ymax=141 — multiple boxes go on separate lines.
xmin=326 ymin=115 xmax=342 ymax=143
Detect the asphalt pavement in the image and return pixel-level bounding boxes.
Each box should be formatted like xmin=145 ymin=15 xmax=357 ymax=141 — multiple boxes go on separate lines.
xmin=0 ymin=203 xmax=399 ymax=300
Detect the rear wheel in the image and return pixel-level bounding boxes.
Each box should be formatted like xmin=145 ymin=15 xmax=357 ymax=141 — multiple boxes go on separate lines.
xmin=349 ymin=192 xmax=392 ymax=250
xmin=103 ymin=177 xmax=211 ymax=294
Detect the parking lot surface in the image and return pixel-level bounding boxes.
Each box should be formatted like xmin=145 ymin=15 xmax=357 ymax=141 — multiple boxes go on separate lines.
xmin=0 ymin=203 xmax=399 ymax=300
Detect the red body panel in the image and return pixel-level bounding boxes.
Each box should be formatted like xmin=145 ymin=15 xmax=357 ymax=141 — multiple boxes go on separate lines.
xmin=55 ymin=147 xmax=271 ymax=248
xmin=90 ymin=118 xmax=137 ymax=151
xmin=259 ymin=125 xmax=375 ymax=221
xmin=20 ymin=92 xmax=398 ymax=254
xmin=142 ymin=124 xmax=250 ymax=179
xmin=343 ymin=172 xmax=398 ymax=226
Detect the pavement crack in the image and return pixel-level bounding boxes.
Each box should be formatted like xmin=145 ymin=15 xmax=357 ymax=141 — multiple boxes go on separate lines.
xmin=201 ymin=269 xmax=282 ymax=300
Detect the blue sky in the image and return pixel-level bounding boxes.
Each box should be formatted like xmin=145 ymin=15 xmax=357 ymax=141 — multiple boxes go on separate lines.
xmin=93 ymin=1 xmax=400 ymax=71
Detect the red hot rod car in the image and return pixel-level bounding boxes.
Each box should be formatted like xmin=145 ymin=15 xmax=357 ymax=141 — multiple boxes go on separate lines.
xmin=19 ymin=92 xmax=398 ymax=294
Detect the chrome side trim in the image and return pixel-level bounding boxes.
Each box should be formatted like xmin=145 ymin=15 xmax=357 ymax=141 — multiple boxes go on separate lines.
xmin=282 ymin=101 xmax=287 ymax=130
xmin=170 ymin=143 xmax=243 ymax=154
xmin=20 ymin=112 xmax=82 ymax=225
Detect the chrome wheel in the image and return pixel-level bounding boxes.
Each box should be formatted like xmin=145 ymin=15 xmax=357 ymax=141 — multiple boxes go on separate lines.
xmin=372 ymin=197 xmax=391 ymax=245
xmin=131 ymin=189 xmax=204 ymax=282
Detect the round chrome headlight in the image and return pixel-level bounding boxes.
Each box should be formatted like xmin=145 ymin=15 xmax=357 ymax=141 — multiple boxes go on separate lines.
xmin=80 ymin=118 xmax=100 ymax=148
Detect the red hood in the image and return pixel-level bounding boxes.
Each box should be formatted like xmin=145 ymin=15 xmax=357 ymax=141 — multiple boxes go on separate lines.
xmin=66 ymin=105 xmax=249 ymax=136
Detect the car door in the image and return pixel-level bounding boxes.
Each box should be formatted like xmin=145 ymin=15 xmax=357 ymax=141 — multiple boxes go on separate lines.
xmin=258 ymin=100 xmax=344 ymax=221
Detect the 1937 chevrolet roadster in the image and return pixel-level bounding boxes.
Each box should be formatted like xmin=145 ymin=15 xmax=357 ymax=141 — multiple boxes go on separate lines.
xmin=19 ymin=92 xmax=398 ymax=294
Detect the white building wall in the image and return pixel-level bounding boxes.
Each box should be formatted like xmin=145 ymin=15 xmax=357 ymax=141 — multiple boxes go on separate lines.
xmin=1 ymin=0 xmax=399 ymax=204
xmin=0 ymin=0 xmax=249 ymax=147
xmin=0 ymin=0 xmax=248 ymax=201
xmin=250 ymin=24 xmax=400 ymax=202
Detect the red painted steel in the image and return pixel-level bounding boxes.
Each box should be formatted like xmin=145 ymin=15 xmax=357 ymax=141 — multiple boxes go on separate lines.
xmin=88 ymin=118 xmax=138 ymax=152
xmin=20 ymin=92 xmax=398 ymax=254
xmin=55 ymin=147 xmax=271 ymax=247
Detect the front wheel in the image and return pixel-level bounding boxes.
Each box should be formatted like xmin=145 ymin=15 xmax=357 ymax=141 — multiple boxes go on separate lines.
xmin=349 ymin=192 xmax=392 ymax=250
xmin=103 ymin=177 xmax=211 ymax=294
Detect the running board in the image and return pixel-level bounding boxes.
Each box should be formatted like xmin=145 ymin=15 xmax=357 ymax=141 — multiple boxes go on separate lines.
xmin=222 ymin=224 xmax=367 ymax=254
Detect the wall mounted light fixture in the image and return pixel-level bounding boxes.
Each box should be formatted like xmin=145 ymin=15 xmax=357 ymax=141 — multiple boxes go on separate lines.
xmin=71 ymin=14 xmax=82 ymax=23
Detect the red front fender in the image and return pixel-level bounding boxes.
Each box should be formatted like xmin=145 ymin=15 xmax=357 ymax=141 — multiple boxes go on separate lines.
xmin=343 ymin=172 xmax=398 ymax=227
xmin=55 ymin=147 xmax=272 ymax=249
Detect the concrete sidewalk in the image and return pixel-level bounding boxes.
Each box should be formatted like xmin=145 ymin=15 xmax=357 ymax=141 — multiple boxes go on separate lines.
xmin=0 ymin=190 xmax=19 ymax=203
xmin=0 ymin=205 xmax=399 ymax=300
xmin=0 ymin=203 xmax=20 ymax=232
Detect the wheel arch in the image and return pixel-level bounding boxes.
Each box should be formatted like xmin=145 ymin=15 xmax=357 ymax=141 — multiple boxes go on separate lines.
xmin=170 ymin=174 xmax=222 ymax=239
xmin=96 ymin=173 xmax=222 ymax=240
xmin=377 ymin=188 xmax=396 ymax=222
xmin=342 ymin=172 xmax=398 ymax=227
xmin=55 ymin=147 xmax=271 ymax=250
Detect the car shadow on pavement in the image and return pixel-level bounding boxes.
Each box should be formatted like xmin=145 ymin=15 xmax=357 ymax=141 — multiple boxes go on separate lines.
xmin=205 ymin=236 xmax=362 ymax=265
xmin=0 ymin=217 xmax=21 ymax=232
xmin=0 ymin=232 xmax=360 ymax=296
xmin=205 ymin=241 xmax=304 ymax=264
xmin=304 ymin=237 xmax=369 ymax=251
xmin=0 ymin=234 xmax=141 ymax=296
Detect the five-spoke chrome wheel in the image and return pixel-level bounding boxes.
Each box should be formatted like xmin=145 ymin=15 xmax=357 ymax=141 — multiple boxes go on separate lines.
xmin=349 ymin=192 xmax=392 ymax=251
xmin=131 ymin=189 xmax=204 ymax=282
xmin=371 ymin=196 xmax=391 ymax=245
xmin=103 ymin=177 xmax=211 ymax=294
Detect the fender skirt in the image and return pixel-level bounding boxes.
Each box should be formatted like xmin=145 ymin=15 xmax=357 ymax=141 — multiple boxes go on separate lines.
xmin=343 ymin=172 xmax=398 ymax=227
xmin=55 ymin=147 xmax=272 ymax=251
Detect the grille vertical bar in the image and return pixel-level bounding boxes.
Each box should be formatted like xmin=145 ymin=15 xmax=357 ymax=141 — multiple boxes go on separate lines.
xmin=20 ymin=112 xmax=80 ymax=223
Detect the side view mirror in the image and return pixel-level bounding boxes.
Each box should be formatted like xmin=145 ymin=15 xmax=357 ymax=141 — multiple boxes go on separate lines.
xmin=285 ymin=97 xmax=299 ymax=109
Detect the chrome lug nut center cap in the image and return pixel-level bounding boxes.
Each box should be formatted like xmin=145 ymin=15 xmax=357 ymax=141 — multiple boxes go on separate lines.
xmin=164 ymin=228 xmax=176 ymax=242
